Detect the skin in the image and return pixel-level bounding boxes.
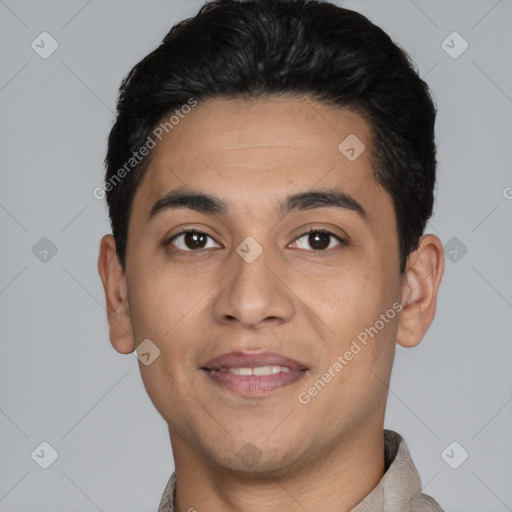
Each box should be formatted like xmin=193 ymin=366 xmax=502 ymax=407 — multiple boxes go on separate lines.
xmin=98 ymin=96 xmax=444 ymax=512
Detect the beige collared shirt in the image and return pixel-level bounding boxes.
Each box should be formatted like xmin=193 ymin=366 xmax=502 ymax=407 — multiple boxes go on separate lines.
xmin=157 ymin=429 xmax=444 ymax=511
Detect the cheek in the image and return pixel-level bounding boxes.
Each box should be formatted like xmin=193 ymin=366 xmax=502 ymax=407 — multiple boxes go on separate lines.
xmin=127 ymin=267 xmax=195 ymax=339
xmin=309 ymin=273 xmax=377 ymax=331
xmin=312 ymin=265 xmax=399 ymax=368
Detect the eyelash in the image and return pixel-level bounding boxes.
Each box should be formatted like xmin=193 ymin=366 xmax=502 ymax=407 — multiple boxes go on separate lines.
xmin=166 ymin=227 xmax=347 ymax=253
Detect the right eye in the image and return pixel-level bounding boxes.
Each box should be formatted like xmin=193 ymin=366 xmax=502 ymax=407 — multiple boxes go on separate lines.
xmin=167 ymin=229 xmax=221 ymax=251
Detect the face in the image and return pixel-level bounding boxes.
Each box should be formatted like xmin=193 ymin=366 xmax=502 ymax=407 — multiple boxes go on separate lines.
xmin=115 ymin=97 xmax=406 ymax=473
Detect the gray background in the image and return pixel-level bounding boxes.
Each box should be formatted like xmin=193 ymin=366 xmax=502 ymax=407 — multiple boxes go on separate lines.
xmin=1 ymin=0 xmax=511 ymax=510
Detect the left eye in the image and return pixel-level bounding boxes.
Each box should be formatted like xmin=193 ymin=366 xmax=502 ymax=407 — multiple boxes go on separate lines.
xmin=290 ymin=229 xmax=345 ymax=251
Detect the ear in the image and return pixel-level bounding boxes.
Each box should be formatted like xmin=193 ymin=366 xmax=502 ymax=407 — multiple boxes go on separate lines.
xmin=396 ymin=234 xmax=445 ymax=348
xmin=97 ymin=234 xmax=136 ymax=354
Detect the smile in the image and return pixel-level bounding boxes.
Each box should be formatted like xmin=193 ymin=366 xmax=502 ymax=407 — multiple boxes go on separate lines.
xmin=201 ymin=351 xmax=308 ymax=395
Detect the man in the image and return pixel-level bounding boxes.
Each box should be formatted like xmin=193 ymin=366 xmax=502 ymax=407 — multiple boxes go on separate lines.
xmin=98 ymin=0 xmax=445 ymax=510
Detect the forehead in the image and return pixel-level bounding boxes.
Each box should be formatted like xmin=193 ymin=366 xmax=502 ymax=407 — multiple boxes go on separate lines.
xmin=131 ymin=96 xmax=394 ymax=229
xmin=150 ymin=96 xmax=370 ymax=171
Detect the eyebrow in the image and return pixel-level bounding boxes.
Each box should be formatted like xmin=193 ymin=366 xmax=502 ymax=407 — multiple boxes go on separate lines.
xmin=148 ymin=186 xmax=367 ymax=221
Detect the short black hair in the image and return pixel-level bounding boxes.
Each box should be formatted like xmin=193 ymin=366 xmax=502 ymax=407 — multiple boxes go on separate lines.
xmin=104 ymin=0 xmax=437 ymax=274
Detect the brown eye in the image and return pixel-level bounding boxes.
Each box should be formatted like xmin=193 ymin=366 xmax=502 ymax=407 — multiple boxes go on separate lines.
xmin=307 ymin=232 xmax=331 ymax=250
xmin=291 ymin=229 xmax=346 ymax=251
xmin=168 ymin=230 xmax=219 ymax=251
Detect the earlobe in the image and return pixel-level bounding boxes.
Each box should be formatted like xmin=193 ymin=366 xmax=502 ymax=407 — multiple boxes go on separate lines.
xmin=396 ymin=234 xmax=445 ymax=348
xmin=97 ymin=234 xmax=136 ymax=354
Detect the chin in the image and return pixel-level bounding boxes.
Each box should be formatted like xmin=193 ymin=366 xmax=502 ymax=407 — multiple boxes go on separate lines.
xmin=208 ymin=439 xmax=305 ymax=477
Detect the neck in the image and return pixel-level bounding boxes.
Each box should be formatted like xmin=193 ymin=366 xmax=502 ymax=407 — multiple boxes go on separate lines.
xmin=170 ymin=424 xmax=385 ymax=512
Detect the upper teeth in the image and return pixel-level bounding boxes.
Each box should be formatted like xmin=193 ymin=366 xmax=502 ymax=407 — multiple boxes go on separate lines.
xmin=227 ymin=366 xmax=291 ymax=376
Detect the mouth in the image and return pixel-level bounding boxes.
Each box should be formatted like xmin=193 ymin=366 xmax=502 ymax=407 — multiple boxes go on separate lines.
xmin=201 ymin=351 xmax=308 ymax=395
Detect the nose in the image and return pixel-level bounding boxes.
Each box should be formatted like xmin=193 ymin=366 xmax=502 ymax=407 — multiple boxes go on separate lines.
xmin=212 ymin=240 xmax=295 ymax=329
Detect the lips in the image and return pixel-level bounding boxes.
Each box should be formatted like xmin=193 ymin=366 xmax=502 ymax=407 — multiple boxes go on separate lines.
xmin=203 ymin=351 xmax=308 ymax=371
xmin=201 ymin=351 xmax=308 ymax=395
